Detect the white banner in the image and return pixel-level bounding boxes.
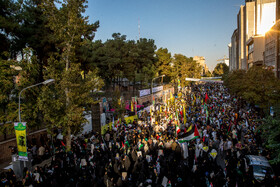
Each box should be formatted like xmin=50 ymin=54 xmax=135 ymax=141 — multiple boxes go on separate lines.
xmin=185 ymin=78 xmax=223 ymax=83
xmin=139 ymin=89 xmax=151 ymax=97
xmin=152 ymin=86 xmax=163 ymax=93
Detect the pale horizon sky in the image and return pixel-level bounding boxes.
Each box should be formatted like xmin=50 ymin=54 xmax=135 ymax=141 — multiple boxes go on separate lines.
xmin=85 ymin=0 xmax=244 ymax=71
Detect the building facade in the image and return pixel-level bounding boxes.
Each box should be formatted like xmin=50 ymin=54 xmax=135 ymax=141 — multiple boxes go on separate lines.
xmin=264 ymin=20 xmax=280 ymax=78
xmin=193 ymin=56 xmax=209 ymax=75
xmin=229 ymin=0 xmax=276 ymax=71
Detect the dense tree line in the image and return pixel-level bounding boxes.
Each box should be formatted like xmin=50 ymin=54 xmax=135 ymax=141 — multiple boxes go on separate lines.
xmin=0 ymin=0 xmax=202 ymax=148
xmin=224 ymin=66 xmax=280 ymax=109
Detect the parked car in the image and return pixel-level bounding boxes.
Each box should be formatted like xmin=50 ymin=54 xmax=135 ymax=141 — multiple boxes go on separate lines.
xmin=245 ymin=155 xmax=275 ymax=183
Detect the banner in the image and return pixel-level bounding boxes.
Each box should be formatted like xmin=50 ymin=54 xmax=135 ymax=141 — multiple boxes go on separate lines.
xmin=139 ymin=89 xmax=151 ymax=97
xmin=152 ymin=86 xmax=163 ymax=93
xmin=14 ymin=122 xmax=28 ymax=161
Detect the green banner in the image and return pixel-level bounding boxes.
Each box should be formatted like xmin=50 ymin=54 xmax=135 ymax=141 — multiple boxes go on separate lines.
xmin=14 ymin=122 xmax=28 ymax=161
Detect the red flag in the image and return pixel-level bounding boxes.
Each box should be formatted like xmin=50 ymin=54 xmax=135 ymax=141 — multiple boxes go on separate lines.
xmin=61 ymin=141 xmax=65 ymax=147
xmin=205 ymin=93 xmax=209 ymax=103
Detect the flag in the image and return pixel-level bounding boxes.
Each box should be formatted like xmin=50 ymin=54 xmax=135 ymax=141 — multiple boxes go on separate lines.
xmin=205 ymin=93 xmax=209 ymax=103
xmin=61 ymin=140 xmax=66 ymax=147
xmin=183 ymin=105 xmax=186 ymax=124
xmin=112 ymin=117 xmax=116 ymax=128
xmin=176 ymin=124 xmax=181 ymax=135
xmin=135 ymin=96 xmax=137 ymax=113
xmin=178 ymin=125 xmax=200 ymax=143
xmin=125 ymin=141 xmax=130 ymax=148
xmin=14 ymin=122 xmax=28 ymax=161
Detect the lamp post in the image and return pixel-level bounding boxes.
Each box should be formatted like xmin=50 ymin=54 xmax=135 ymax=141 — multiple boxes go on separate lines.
xmin=151 ymin=75 xmax=165 ymax=106
xmin=18 ymin=79 xmax=55 ymax=122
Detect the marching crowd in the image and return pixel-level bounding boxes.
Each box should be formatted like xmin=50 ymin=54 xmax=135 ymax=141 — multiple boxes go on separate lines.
xmin=1 ymin=83 xmax=279 ymax=187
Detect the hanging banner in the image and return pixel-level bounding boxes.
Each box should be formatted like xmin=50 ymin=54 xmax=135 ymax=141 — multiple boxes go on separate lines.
xmin=14 ymin=122 xmax=28 ymax=161
xmin=139 ymin=89 xmax=151 ymax=97
xmin=152 ymin=86 xmax=163 ymax=93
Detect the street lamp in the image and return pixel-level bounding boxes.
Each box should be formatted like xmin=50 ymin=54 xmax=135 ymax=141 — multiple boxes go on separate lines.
xmin=151 ymin=75 xmax=165 ymax=106
xmin=18 ymin=79 xmax=55 ymax=122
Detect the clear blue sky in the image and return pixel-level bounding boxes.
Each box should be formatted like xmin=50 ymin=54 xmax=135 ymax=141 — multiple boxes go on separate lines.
xmin=85 ymin=0 xmax=244 ymax=71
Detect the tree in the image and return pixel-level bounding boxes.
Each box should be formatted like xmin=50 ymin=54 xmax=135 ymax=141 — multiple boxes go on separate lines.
xmin=0 ymin=54 xmax=18 ymax=137
xmin=213 ymin=63 xmax=229 ymax=76
xmin=171 ymin=54 xmax=201 ymax=87
xmin=134 ymin=38 xmax=157 ymax=88
xmin=40 ymin=0 xmax=103 ymax=150
xmin=155 ymin=48 xmax=172 ymax=77
xmin=259 ymin=110 xmax=280 ymax=164
xmin=224 ymin=66 xmax=280 ymax=109
xmin=203 ymin=70 xmax=212 ymax=77
xmin=17 ymin=48 xmax=43 ymax=130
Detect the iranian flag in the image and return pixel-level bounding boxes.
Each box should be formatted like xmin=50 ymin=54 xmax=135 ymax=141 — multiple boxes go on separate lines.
xmin=178 ymin=125 xmax=200 ymax=143
xmin=176 ymin=123 xmax=181 ymax=134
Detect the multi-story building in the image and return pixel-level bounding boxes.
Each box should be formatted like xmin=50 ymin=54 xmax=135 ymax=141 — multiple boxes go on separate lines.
xmin=264 ymin=20 xmax=280 ymax=78
xmin=193 ymin=56 xmax=209 ymax=75
xmin=229 ymin=0 xmax=276 ymax=71
xmin=229 ymin=29 xmax=239 ymax=71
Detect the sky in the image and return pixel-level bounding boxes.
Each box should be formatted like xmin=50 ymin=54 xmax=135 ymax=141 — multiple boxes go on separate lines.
xmin=85 ymin=0 xmax=245 ymax=71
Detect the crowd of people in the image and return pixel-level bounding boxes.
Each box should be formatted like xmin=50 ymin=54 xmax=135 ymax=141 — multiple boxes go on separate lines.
xmin=1 ymin=83 xmax=279 ymax=187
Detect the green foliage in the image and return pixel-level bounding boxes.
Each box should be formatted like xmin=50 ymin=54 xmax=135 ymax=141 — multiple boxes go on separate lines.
xmin=259 ymin=111 xmax=280 ymax=164
xmin=213 ymin=62 xmax=229 ymax=77
xmin=40 ymin=0 xmax=103 ymax=150
xmin=17 ymin=48 xmax=43 ymax=130
xmin=155 ymin=48 xmax=172 ymax=79
xmin=171 ymin=54 xmax=202 ymax=87
xmin=203 ymin=70 xmax=212 ymax=77
xmin=0 ymin=55 xmax=18 ymax=135
xmin=224 ymin=66 xmax=280 ymax=108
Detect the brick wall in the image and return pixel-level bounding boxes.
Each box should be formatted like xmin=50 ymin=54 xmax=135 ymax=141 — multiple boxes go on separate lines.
xmin=0 ymin=129 xmax=47 ymax=164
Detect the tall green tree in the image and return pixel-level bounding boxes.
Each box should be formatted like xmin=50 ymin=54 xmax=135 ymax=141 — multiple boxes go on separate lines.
xmin=171 ymin=54 xmax=201 ymax=87
xmin=17 ymin=48 xmax=43 ymax=130
xmin=135 ymin=38 xmax=157 ymax=87
xmin=259 ymin=111 xmax=280 ymax=164
xmin=155 ymin=48 xmax=172 ymax=78
xmin=213 ymin=62 xmax=229 ymax=76
xmin=0 ymin=55 xmax=18 ymax=137
xmin=40 ymin=0 xmax=103 ymax=150
xmin=225 ymin=66 xmax=280 ymax=109
xmin=0 ymin=0 xmax=20 ymax=58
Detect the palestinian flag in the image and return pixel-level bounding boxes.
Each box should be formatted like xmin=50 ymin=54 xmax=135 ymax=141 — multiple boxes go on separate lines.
xmin=178 ymin=125 xmax=199 ymax=143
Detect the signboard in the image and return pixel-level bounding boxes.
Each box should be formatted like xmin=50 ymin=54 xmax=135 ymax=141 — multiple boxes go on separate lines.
xmin=14 ymin=122 xmax=28 ymax=161
xmin=185 ymin=78 xmax=223 ymax=83
xmin=152 ymin=86 xmax=163 ymax=93
xmin=139 ymin=89 xmax=151 ymax=97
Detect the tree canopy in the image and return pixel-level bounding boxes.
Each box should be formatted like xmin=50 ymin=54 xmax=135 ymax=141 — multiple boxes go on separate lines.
xmin=213 ymin=62 xmax=229 ymax=77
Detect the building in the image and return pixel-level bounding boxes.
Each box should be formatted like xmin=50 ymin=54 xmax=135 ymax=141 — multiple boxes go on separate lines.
xmin=247 ymin=35 xmax=265 ymax=67
xmin=229 ymin=0 xmax=276 ymax=71
xmin=238 ymin=5 xmax=247 ymax=70
xmin=229 ymin=29 xmax=239 ymax=71
xmin=264 ymin=20 xmax=280 ymax=78
xmin=193 ymin=56 xmax=209 ymax=75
